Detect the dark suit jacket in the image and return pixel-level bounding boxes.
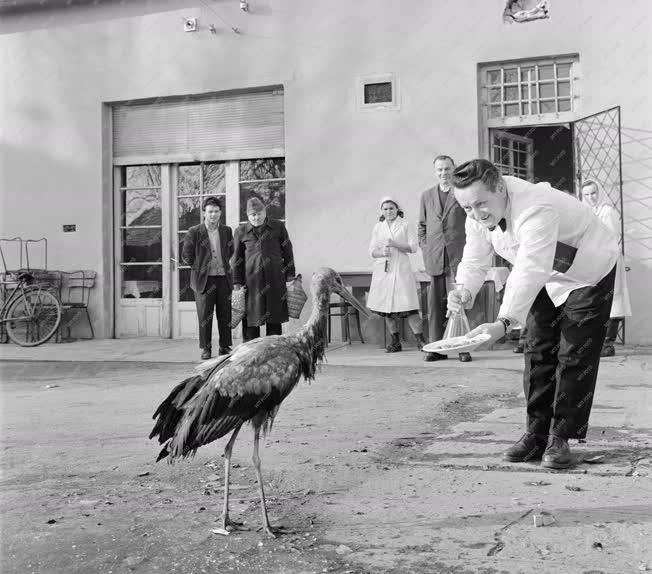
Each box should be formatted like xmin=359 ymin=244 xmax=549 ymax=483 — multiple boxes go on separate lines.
xmin=182 ymin=223 xmax=234 ymax=294
xmin=418 ymin=185 xmax=467 ymax=276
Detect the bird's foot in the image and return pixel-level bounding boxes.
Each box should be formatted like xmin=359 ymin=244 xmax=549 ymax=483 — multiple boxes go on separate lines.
xmin=213 ymin=516 xmax=250 ymax=535
xmin=257 ymin=524 xmax=290 ymax=538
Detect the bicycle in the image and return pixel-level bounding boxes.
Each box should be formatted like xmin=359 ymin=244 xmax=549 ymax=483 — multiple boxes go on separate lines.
xmin=0 ymin=270 xmax=62 ymax=347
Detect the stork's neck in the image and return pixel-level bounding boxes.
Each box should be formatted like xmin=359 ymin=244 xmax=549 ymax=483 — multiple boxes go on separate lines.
xmin=299 ymin=289 xmax=330 ymax=344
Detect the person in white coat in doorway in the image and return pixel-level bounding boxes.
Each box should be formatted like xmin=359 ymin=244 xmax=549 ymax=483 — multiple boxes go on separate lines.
xmin=367 ymin=197 xmax=427 ymax=353
xmin=581 ymin=180 xmax=632 ymax=357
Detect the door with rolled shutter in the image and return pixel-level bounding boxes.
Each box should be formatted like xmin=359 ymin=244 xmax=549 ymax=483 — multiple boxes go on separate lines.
xmin=112 ymin=89 xmax=285 ymax=338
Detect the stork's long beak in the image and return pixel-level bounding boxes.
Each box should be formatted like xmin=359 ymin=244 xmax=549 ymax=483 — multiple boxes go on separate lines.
xmin=333 ymin=283 xmax=371 ymax=318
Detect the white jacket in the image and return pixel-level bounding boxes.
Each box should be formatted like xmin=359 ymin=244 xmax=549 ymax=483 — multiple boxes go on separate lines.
xmin=456 ymin=176 xmax=619 ymax=326
xmin=594 ymin=203 xmax=632 ymax=318
xmin=367 ymin=219 xmax=420 ymax=313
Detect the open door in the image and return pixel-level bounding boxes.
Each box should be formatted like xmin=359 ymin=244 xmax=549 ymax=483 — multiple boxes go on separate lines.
xmin=572 ymin=105 xmax=625 ymax=342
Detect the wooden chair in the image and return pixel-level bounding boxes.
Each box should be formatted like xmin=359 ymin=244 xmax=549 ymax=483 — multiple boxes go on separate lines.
xmin=327 ymin=296 xmax=365 ymax=344
xmin=59 ymin=270 xmax=96 ymax=339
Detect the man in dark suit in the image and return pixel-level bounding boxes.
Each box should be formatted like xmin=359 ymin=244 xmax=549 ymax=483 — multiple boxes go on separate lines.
xmin=182 ymin=196 xmax=233 ymax=360
xmin=418 ymin=155 xmax=468 ymax=361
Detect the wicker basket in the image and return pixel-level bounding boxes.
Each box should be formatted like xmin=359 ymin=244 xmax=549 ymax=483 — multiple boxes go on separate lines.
xmin=287 ymin=274 xmax=308 ymax=319
xmin=229 ymin=287 xmax=246 ymax=328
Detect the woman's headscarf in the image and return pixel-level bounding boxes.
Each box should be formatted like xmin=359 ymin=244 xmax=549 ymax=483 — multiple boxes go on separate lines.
xmin=378 ymin=196 xmax=404 ymax=221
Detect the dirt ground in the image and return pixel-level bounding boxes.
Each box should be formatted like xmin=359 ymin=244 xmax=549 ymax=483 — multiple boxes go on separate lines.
xmin=1 ymin=354 xmax=651 ymax=574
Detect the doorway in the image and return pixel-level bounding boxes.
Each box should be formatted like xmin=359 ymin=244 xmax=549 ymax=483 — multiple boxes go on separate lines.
xmin=490 ymin=124 xmax=575 ymax=193
xmin=113 ymin=158 xmax=286 ymax=339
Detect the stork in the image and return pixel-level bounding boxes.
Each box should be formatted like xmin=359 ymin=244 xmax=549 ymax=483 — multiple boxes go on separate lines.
xmin=149 ymin=268 xmax=369 ymax=537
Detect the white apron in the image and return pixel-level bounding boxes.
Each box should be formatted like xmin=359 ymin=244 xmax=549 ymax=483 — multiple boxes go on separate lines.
xmin=594 ymin=203 xmax=632 ymax=318
xmin=367 ymin=219 xmax=420 ymax=313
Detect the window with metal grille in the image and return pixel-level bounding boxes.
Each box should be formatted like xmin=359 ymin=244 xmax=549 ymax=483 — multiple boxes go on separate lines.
xmin=482 ymin=56 xmax=578 ymax=124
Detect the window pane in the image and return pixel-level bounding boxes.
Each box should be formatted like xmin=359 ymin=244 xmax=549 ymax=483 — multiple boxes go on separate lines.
xmin=178 ymin=232 xmax=186 ymax=262
xmin=488 ymin=70 xmax=501 ymax=85
xmin=493 ymin=147 xmax=502 ymax=162
xmin=178 ymin=197 xmax=201 ymax=231
xmin=240 ymin=158 xmax=286 ymax=180
xmin=504 ymin=68 xmax=518 ymax=83
xmin=558 ymin=99 xmax=571 ymax=112
xmin=556 ymin=63 xmax=571 ymax=78
xmin=122 ymin=228 xmax=162 ymax=263
xmin=178 ymin=165 xmax=201 ymax=195
xmin=489 ymin=105 xmax=502 ymax=118
xmin=363 ymin=82 xmax=392 ymax=104
xmin=504 ymin=86 xmax=518 ymax=101
xmin=123 ymin=189 xmax=161 ymax=226
xmin=520 ymin=85 xmax=530 ymax=100
xmin=239 ymin=181 xmax=286 ymax=221
xmin=178 ymin=268 xmax=195 ymax=302
xmin=520 ymin=67 xmax=534 ymax=82
xmin=489 ymin=87 xmax=501 ymax=103
xmin=557 ymin=81 xmax=570 ymax=97
xmin=122 ymin=265 xmax=162 ymax=299
xmin=539 ymin=83 xmax=555 ymax=98
xmin=203 ymin=163 xmax=226 ymax=195
xmin=540 ymin=101 xmax=555 ymax=113
xmin=531 ymin=102 xmax=538 ymax=114
xmin=504 ymin=103 xmax=519 ymax=117
xmin=538 ymin=65 xmax=554 ymax=81
xmin=522 ymin=103 xmax=529 ymax=115
xmin=125 ymin=165 xmax=160 ymax=188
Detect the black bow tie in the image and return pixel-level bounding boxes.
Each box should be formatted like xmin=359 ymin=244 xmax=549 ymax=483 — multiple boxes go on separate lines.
xmin=489 ymin=219 xmax=507 ymax=232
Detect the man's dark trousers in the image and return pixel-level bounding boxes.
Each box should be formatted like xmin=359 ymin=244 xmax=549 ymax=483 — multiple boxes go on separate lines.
xmin=241 ymin=317 xmax=282 ymax=342
xmin=428 ymin=274 xmax=448 ymax=342
xmin=523 ymin=266 xmax=616 ymax=439
xmin=195 ymin=275 xmax=232 ymax=350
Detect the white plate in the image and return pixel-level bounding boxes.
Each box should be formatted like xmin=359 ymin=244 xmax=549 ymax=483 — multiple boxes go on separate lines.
xmin=422 ymin=333 xmax=492 ymax=355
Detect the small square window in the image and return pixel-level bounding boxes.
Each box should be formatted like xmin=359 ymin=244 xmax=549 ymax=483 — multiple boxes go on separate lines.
xmin=357 ymin=74 xmax=399 ymax=111
xmin=364 ymin=82 xmax=392 ymax=104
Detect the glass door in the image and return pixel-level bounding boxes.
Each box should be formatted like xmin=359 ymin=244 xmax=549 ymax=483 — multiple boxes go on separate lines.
xmin=114 ymin=165 xmax=171 ymax=337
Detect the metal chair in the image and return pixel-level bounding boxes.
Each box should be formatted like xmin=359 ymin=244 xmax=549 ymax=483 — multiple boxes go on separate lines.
xmin=60 ymin=270 xmax=96 ymax=339
xmin=327 ymin=296 xmax=365 ymax=344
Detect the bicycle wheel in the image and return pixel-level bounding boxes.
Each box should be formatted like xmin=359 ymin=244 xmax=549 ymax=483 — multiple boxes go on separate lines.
xmin=5 ymin=287 xmax=62 ymax=347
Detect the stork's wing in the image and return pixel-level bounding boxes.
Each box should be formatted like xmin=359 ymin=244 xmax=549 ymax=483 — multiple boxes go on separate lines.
xmin=161 ymin=337 xmax=303 ymax=459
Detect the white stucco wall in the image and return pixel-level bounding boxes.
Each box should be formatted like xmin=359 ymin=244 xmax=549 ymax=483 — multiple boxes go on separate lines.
xmin=1 ymin=0 xmax=650 ymax=342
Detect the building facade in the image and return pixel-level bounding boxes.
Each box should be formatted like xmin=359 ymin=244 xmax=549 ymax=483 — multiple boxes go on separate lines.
xmin=1 ymin=0 xmax=651 ymax=343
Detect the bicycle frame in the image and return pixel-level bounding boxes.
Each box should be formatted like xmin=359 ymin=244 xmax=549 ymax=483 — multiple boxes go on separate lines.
xmin=0 ymin=278 xmax=38 ymax=324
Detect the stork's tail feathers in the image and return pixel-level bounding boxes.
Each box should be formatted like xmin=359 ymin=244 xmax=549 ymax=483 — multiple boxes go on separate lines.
xmin=149 ymin=373 xmax=207 ymax=461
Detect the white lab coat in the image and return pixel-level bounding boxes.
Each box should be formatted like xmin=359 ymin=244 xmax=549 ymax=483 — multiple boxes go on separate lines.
xmin=456 ymin=176 xmax=620 ymax=327
xmin=367 ymin=219 xmax=420 ymax=314
xmin=594 ymin=203 xmax=631 ymax=318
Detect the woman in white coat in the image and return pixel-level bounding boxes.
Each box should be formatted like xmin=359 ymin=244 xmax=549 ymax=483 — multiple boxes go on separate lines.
xmin=581 ymin=181 xmax=632 ymax=356
xmin=367 ymin=197 xmax=426 ymax=352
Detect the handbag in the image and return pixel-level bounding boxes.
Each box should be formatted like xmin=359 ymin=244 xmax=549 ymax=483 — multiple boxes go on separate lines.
xmin=286 ymin=274 xmax=308 ymax=319
xmin=229 ymin=287 xmax=246 ymax=328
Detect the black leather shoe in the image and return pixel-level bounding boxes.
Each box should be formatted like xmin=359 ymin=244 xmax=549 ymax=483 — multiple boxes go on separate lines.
xmin=513 ymin=343 xmax=525 ymax=354
xmin=218 ymin=346 xmax=232 ymax=356
xmin=458 ymin=352 xmax=472 ymax=362
xmin=600 ymin=344 xmax=615 ymax=357
xmin=541 ymin=436 xmax=572 ymax=469
xmin=423 ymin=352 xmax=447 ymax=362
xmin=503 ymin=432 xmax=548 ymax=462
xmin=200 ymin=348 xmax=211 ymax=360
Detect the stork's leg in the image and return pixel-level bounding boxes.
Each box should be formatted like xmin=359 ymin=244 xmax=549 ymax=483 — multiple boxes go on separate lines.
xmin=252 ymin=428 xmax=280 ymax=537
xmin=215 ymin=422 xmax=249 ymax=535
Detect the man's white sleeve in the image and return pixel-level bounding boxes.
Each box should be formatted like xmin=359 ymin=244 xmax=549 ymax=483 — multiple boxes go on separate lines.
xmin=455 ymin=218 xmax=494 ymax=299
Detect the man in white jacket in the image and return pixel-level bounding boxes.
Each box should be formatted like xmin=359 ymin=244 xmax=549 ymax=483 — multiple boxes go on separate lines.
xmin=448 ymin=159 xmax=618 ymax=469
